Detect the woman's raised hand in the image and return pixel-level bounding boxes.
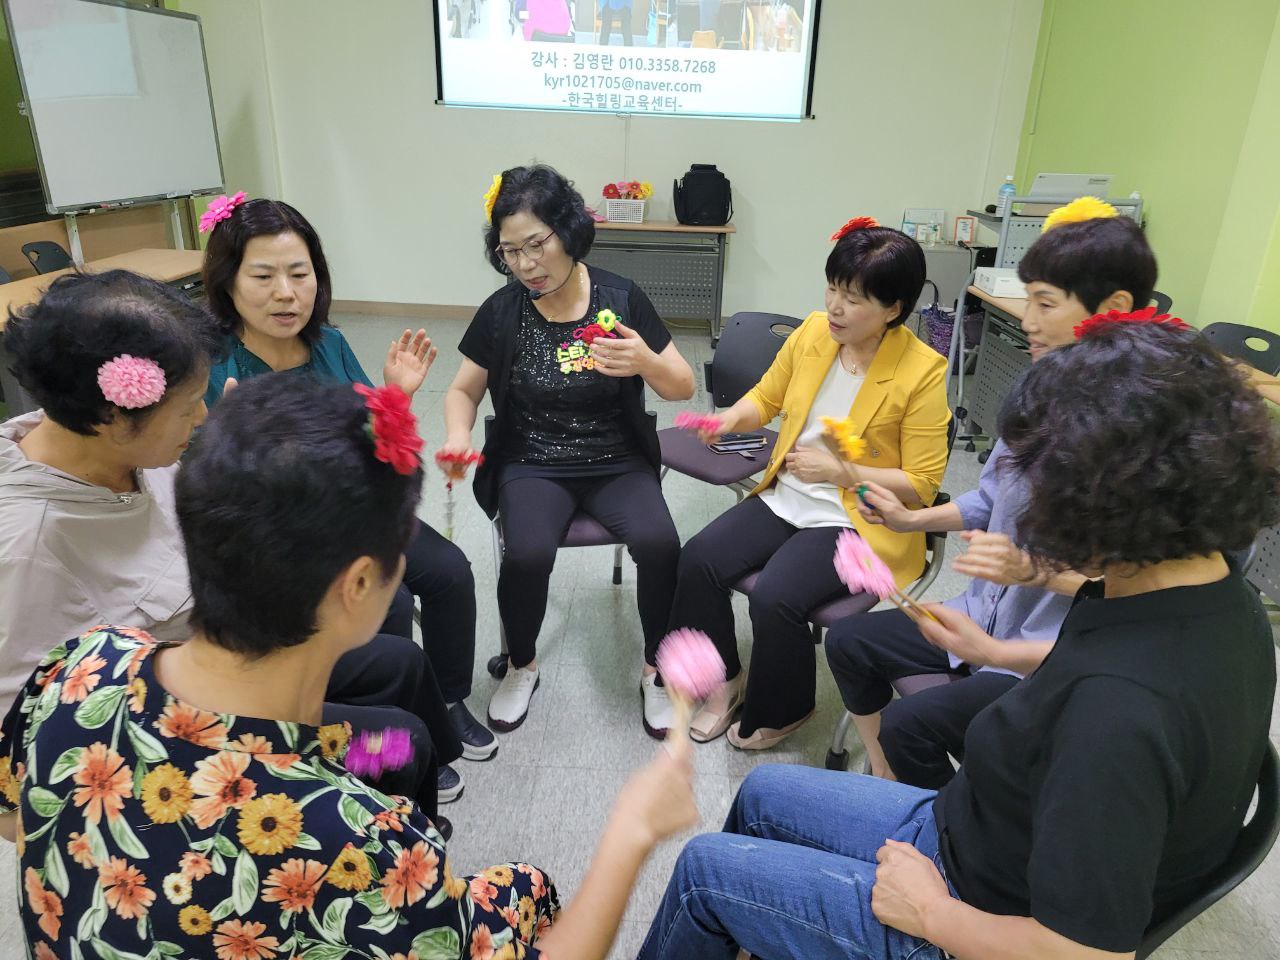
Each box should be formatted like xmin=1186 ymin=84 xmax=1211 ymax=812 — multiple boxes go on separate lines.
xmin=383 ymin=328 xmax=437 ymax=396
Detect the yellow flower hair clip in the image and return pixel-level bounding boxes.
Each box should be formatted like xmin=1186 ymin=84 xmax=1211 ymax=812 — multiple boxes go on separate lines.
xmin=820 ymin=416 xmax=868 ymax=460
xmin=1041 ymin=196 xmax=1118 ymax=233
xmin=483 ymin=173 xmax=503 ymax=223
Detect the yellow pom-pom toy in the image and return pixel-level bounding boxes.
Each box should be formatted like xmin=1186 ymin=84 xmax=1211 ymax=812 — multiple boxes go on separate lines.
xmin=820 ymin=416 xmax=868 ymax=460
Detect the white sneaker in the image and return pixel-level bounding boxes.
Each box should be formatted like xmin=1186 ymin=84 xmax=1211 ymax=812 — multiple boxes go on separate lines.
xmin=488 ymin=663 xmax=539 ymax=732
xmin=641 ymin=672 xmax=675 ymax=741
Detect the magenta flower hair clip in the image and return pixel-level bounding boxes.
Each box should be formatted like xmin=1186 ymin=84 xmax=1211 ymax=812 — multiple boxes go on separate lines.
xmin=198 ymin=190 xmax=247 ymax=233
xmin=97 ymin=354 xmax=167 ymax=409
xmin=344 ymin=727 xmax=414 ymax=780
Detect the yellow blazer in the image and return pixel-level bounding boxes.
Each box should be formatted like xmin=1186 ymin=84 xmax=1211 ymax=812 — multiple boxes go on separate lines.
xmin=746 ymin=312 xmax=951 ymax=587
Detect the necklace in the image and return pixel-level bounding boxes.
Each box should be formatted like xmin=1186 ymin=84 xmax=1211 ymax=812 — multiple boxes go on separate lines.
xmin=838 ymin=347 xmax=862 ymax=376
xmin=539 ymin=265 xmax=587 ymax=323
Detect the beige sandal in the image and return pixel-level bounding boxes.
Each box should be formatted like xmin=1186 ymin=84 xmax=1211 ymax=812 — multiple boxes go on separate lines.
xmin=726 ymin=711 xmax=815 ymax=751
xmin=689 ymin=671 xmax=746 ymax=743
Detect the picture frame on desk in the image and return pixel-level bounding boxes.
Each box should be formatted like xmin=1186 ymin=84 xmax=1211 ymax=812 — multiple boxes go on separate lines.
xmin=954 ymin=216 xmax=976 ymax=245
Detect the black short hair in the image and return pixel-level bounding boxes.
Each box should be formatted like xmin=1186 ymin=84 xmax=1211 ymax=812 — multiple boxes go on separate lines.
xmin=1017 ymin=217 xmax=1157 ymax=313
xmin=484 ymin=164 xmax=595 ymax=274
xmin=999 ymin=323 xmax=1280 ymax=573
xmin=825 ymin=227 xmax=926 ymax=328
xmin=3 ymin=270 xmax=221 ymax=436
xmin=177 ymin=375 xmax=423 ymax=657
xmin=202 ymin=198 xmax=333 ymax=346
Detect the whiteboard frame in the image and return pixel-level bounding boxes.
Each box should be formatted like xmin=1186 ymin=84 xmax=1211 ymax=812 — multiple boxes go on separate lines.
xmin=3 ymin=0 xmax=226 ymax=214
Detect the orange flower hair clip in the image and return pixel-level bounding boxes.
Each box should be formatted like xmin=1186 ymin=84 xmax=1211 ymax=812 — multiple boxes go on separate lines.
xmin=830 ymin=216 xmax=880 ymax=243
xmin=1073 ymin=306 xmax=1190 ymax=340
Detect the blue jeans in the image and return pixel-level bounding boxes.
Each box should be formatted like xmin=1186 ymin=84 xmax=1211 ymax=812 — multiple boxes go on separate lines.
xmin=637 ymin=765 xmax=951 ymax=960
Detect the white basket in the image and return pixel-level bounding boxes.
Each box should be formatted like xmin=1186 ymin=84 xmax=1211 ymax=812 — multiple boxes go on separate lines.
xmin=605 ymin=198 xmax=646 ymax=223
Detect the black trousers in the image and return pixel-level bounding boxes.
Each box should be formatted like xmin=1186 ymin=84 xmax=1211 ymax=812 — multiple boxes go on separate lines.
xmin=598 ymin=5 xmax=634 ymax=44
xmin=667 ymin=496 xmax=848 ymax=735
xmin=824 ymin=608 xmax=1019 ymax=788
xmin=324 ymin=632 xmax=463 ymax=816
xmin=381 ymin=518 xmax=477 ymax=704
xmin=497 ymin=469 xmax=680 ymax=668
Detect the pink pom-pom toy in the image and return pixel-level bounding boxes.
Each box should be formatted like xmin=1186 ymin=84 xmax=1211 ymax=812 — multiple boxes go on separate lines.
xmin=834 ymin=529 xmax=897 ymax=599
xmin=674 ymin=412 xmax=722 ymax=434
xmin=345 ymin=727 xmax=414 ymax=780
xmin=97 ymin=354 xmax=167 ymax=409
xmin=656 ymin=628 xmax=725 ymax=700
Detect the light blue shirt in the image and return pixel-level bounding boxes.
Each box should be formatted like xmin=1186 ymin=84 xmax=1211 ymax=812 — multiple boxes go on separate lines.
xmin=942 ymin=440 xmax=1075 ymax=677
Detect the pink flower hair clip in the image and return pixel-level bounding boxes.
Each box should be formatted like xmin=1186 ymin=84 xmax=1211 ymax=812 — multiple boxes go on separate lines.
xmin=198 ymin=191 xmax=247 ymax=233
xmin=97 ymin=355 xmax=166 ymax=409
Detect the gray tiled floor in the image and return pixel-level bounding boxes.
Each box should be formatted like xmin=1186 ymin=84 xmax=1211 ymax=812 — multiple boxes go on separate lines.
xmin=2 ymin=312 xmax=1278 ymax=959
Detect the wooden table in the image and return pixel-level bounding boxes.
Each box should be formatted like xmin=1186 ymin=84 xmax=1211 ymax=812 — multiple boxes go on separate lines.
xmin=0 ymin=248 xmax=204 ymax=416
xmin=0 ymin=248 xmax=204 ymax=330
xmin=966 ymin=284 xmax=1027 ymax=322
xmin=593 ymin=220 xmax=736 ymax=342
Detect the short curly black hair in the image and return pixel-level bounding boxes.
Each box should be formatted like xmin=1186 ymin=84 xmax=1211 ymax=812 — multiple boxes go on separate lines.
xmin=178 ymin=375 xmax=423 ymax=657
xmin=825 ymin=226 xmax=927 ymax=328
xmin=3 ymin=270 xmax=222 ymax=436
xmin=998 ymin=323 xmax=1280 ymax=574
xmin=202 ymin=198 xmax=333 ymax=346
xmin=484 ymin=164 xmax=595 ymax=274
xmin=1017 ymin=216 xmax=1157 ymax=313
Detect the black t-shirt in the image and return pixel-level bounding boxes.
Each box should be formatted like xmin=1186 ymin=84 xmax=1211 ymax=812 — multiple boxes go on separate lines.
xmin=935 ymin=568 xmax=1275 ymax=953
xmin=459 ymin=264 xmax=672 ymax=475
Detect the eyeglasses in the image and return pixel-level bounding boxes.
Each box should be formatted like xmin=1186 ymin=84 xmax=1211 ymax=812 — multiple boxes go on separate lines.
xmin=496 ymin=231 xmax=556 ymax=266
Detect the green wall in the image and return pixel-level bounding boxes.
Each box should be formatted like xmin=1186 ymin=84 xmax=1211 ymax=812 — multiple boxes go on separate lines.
xmin=0 ymin=14 xmax=38 ymax=173
xmin=1015 ymin=0 xmax=1280 ymax=329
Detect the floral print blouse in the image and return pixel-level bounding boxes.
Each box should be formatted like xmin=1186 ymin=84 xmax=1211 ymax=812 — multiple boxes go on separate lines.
xmin=0 ymin=627 xmax=559 ymax=960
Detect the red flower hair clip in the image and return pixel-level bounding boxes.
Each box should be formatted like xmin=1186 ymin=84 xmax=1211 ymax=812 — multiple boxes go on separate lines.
xmin=830 ymin=216 xmax=880 ymax=242
xmin=354 ymin=384 xmax=424 ymax=475
xmin=1073 ymin=305 xmax=1190 ymax=340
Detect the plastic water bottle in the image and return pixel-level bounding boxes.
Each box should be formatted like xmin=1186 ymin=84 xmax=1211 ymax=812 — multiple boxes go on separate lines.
xmin=996 ymin=175 xmax=1016 ymax=217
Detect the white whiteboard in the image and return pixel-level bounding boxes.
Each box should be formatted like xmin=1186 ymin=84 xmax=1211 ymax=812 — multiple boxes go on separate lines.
xmin=5 ymin=0 xmax=223 ymax=212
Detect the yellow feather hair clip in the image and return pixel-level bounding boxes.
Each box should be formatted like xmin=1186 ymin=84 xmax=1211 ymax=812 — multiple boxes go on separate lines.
xmin=483 ymin=174 xmax=503 ymax=223
xmin=1041 ymin=196 xmax=1118 ymax=233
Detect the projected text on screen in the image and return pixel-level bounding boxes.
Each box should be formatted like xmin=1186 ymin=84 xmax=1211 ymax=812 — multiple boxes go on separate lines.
xmin=436 ymin=1 xmax=819 ymax=121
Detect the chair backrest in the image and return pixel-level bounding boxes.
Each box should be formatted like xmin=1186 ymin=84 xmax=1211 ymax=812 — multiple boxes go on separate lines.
xmin=1245 ymin=523 xmax=1280 ymax=606
xmin=1150 ymin=290 xmax=1173 ymax=314
xmin=1138 ymin=740 xmax=1280 ymax=959
xmin=691 ymin=29 xmax=717 ymax=47
xmin=706 ymin=311 xmax=799 ymax=408
xmin=1201 ymin=322 xmax=1280 ymax=376
xmin=21 ymin=240 xmax=73 ymax=275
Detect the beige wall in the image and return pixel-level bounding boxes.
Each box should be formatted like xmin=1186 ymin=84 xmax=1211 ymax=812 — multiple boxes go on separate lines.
xmin=182 ymin=0 xmax=1040 ymax=316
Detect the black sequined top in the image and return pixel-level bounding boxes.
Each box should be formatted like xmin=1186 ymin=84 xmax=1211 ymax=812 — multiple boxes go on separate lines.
xmin=459 ymin=265 xmax=671 ymax=515
xmin=503 ymin=289 xmax=631 ymax=465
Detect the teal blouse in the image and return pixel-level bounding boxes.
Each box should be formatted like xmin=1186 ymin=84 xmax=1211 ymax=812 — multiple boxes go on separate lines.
xmin=205 ymin=327 xmax=373 ymax=409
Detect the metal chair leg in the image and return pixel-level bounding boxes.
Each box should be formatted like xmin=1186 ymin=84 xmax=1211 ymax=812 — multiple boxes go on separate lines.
xmin=826 ymin=712 xmax=853 ymax=770
xmin=488 ymin=519 xmax=510 ymax=679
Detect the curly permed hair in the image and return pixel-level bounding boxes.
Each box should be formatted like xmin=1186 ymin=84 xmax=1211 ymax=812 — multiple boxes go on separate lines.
xmin=998 ymin=322 xmax=1280 ymax=574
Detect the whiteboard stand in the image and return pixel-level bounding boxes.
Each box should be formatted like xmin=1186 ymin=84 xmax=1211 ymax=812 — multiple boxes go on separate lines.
xmin=166 ymin=200 xmax=186 ymax=252
xmin=63 ymin=213 xmax=85 ymax=267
